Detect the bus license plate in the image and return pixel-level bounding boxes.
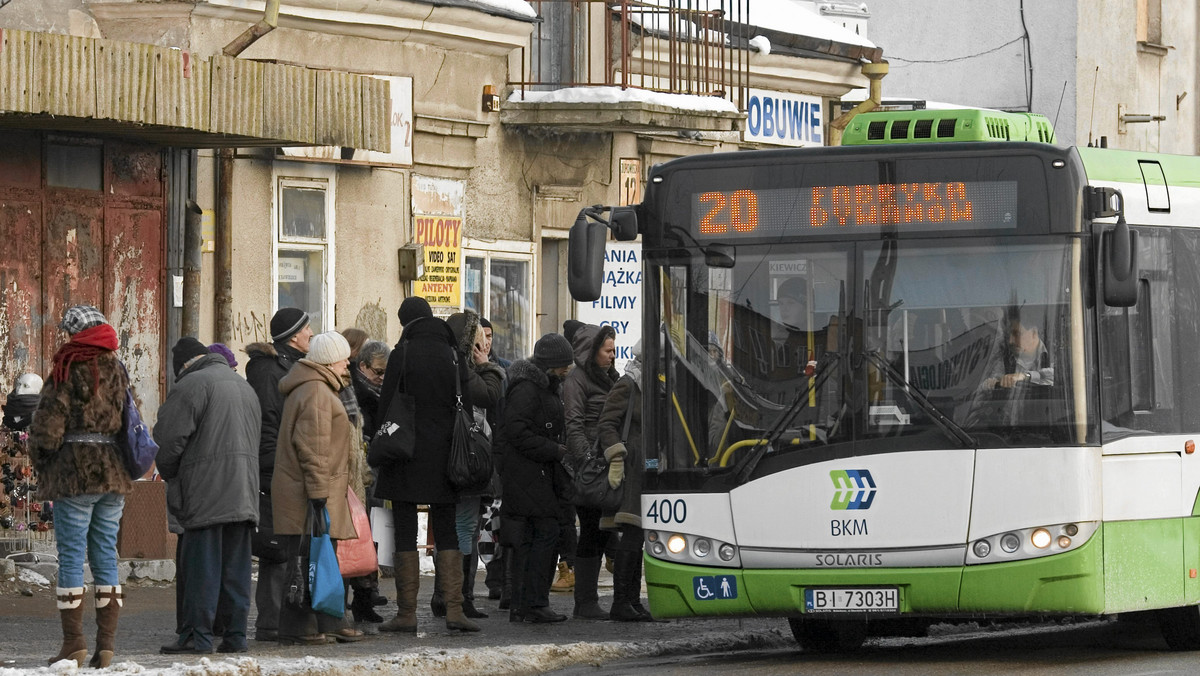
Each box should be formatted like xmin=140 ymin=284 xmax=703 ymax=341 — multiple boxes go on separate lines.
xmin=804 ymin=587 xmax=898 ymax=613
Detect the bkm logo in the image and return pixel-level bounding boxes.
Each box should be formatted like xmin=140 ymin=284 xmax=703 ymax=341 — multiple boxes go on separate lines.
xmin=830 ymin=469 xmax=876 ymax=510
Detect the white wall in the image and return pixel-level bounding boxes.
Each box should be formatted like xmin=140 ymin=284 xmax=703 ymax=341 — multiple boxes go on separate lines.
xmin=865 ymin=0 xmax=1079 ymax=144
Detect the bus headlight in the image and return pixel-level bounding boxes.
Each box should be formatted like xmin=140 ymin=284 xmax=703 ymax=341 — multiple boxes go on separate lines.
xmin=968 ymin=522 xmax=1098 ymax=565
xmin=693 ymin=538 xmax=712 ymax=557
xmin=667 ymin=534 xmax=687 ymax=554
xmin=719 ymin=544 xmax=736 ymax=561
xmin=1030 ymin=528 xmax=1052 ymax=549
xmin=651 ymin=541 xmax=665 ymax=556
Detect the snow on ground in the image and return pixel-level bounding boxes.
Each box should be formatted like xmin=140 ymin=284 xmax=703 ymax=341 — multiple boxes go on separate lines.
xmin=508 ymin=87 xmax=740 ymax=114
xmin=18 ymin=567 xmax=49 ymax=588
xmin=4 ymin=630 xmax=793 ymax=676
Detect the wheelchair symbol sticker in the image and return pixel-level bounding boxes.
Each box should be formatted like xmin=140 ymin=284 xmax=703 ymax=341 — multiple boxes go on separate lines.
xmin=693 ymin=575 xmax=737 ymax=601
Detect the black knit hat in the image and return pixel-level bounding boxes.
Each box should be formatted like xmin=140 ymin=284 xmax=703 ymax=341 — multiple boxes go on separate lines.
xmin=531 ymin=333 xmax=573 ymax=369
xmin=398 ymin=297 xmax=433 ymax=327
xmin=271 ymin=307 xmax=310 ymax=343
xmin=172 ymin=336 xmax=209 ymax=377
xmin=562 ymin=319 xmax=584 ymax=343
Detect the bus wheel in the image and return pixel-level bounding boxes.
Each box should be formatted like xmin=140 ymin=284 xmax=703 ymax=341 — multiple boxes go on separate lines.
xmin=788 ymin=617 xmax=867 ymax=653
xmin=1158 ymin=606 xmax=1200 ymax=650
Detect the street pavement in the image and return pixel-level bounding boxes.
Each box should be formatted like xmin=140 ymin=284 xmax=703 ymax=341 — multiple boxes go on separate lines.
xmin=0 ymin=564 xmax=789 ymax=675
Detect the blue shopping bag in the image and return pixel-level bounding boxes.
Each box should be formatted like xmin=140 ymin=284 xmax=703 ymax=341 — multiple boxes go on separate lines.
xmin=308 ymin=506 xmax=344 ymax=618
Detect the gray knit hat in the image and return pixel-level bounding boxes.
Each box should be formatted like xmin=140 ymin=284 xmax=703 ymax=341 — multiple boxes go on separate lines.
xmin=531 ymin=333 xmax=573 ymax=369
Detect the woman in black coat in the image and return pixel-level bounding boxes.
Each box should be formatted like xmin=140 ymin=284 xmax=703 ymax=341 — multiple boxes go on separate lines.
xmin=499 ymin=333 xmax=575 ymax=623
xmin=372 ymin=298 xmax=483 ymax=633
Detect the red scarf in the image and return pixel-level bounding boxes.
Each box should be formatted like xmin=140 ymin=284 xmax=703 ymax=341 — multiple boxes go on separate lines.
xmin=51 ymin=324 xmax=120 ymax=389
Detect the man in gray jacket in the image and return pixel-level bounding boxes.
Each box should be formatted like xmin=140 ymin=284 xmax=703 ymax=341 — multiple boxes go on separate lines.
xmin=154 ymin=337 xmax=262 ymax=655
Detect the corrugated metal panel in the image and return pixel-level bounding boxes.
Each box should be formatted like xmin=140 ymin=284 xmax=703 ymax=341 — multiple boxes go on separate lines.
xmin=263 ymin=62 xmax=316 ymax=145
xmin=0 ymin=29 xmax=35 ymax=113
xmin=0 ymin=30 xmax=390 ymax=149
xmin=362 ymin=75 xmax=390 ymax=153
xmin=316 ymin=69 xmax=363 ymax=149
xmin=210 ymin=55 xmax=263 ymax=138
xmin=96 ymin=39 xmax=154 ymax=123
xmin=156 ymin=48 xmax=210 ymax=132
xmin=36 ymin=32 xmax=95 ymax=118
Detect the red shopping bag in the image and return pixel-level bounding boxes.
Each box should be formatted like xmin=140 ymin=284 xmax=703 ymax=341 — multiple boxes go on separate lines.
xmin=338 ymin=488 xmax=378 ymax=578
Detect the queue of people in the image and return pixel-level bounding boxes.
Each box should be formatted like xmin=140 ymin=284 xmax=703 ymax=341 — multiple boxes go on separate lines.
xmin=27 ymin=301 xmax=650 ymax=666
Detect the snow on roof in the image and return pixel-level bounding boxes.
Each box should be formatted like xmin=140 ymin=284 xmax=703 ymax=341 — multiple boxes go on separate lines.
xmin=630 ymin=0 xmax=874 ymax=50
xmin=839 ymin=90 xmax=991 ymax=110
xmin=746 ymin=0 xmax=874 ymax=48
xmin=457 ymin=0 xmax=537 ymax=19
xmin=509 ymin=86 xmax=741 ymax=114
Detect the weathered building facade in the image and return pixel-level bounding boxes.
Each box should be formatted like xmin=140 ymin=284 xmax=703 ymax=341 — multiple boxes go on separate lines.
xmin=0 ymin=0 xmax=881 ymax=418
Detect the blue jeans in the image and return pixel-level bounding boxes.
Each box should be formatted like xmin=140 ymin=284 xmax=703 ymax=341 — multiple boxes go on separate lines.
xmin=455 ymin=497 xmax=481 ymax=554
xmin=54 ymin=493 xmax=125 ymax=588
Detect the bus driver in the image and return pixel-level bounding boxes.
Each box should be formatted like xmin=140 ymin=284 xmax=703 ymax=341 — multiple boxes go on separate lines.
xmin=983 ymin=309 xmax=1054 ymax=389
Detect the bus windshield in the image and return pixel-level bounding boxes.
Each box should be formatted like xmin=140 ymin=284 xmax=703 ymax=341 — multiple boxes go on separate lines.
xmin=650 ymin=236 xmax=1096 ymax=473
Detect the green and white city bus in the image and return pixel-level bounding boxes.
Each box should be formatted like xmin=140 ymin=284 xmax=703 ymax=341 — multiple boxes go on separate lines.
xmin=567 ymin=108 xmax=1200 ymax=651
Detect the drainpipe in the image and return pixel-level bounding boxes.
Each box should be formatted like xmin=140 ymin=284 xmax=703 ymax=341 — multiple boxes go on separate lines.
xmin=214 ymin=0 xmax=280 ymax=343
xmin=222 ymin=0 xmax=280 ymax=57
xmin=182 ymin=195 xmax=203 ymax=337
xmin=829 ymin=61 xmax=889 ymax=147
xmin=215 ymin=149 xmax=234 ymax=344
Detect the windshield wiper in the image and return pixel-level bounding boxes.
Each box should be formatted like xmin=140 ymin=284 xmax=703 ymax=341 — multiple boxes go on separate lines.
xmin=732 ymin=350 xmax=843 ymax=485
xmin=862 ymin=350 xmax=976 ymax=448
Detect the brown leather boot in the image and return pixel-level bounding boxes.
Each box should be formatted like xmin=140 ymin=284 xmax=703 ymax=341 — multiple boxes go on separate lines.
xmin=90 ymin=585 xmax=123 ymax=668
xmin=439 ymin=550 xmax=480 ymax=632
xmin=48 ymin=587 xmax=87 ymax=667
xmin=379 ymin=552 xmax=420 ymax=633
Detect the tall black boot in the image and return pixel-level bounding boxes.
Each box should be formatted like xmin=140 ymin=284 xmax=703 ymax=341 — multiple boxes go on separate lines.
xmin=610 ymin=551 xmax=651 ymax=621
xmin=572 ymin=556 xmax=607 ymax=619
xmin=461 ymin=551 xmax=488 ymax=618
xmin=430 ymin=555 xmax=446 ymax=618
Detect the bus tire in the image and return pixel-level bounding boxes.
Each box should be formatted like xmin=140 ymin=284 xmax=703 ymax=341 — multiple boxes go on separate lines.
xmin=1158 ymin=606 xmax=1200 ymax=650
xmin=787 ymin=617 xmax=867 ymax=653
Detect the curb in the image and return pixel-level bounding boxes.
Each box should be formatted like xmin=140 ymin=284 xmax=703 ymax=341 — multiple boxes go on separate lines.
xmin=26 ymin=628 xmax=794 ymax=676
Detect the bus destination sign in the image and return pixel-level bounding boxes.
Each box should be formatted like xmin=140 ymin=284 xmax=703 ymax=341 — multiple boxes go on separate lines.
xmin=691 ymin=180 xmax=1018 ymax=238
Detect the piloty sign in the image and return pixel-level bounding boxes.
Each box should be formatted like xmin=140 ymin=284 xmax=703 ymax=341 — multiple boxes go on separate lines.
xmin=744 ymin=88 xmax=824 ymax=147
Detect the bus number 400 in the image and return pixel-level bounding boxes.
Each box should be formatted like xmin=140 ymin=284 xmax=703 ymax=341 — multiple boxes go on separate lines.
xmin=647 ymin=499 xmax=687 ymax=524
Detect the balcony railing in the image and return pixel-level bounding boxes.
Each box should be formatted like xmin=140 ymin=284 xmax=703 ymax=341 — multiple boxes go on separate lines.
xmin=513 ymin=0 xmax=752 ymax=109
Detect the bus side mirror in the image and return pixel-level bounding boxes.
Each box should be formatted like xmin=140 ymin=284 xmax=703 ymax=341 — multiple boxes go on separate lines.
xmin=568 ymin=213 xmax=608 ymax=301
xmin=1102 ymin=216 xmax=1139 ymax=307
xmin=610 ymin=206 xmax=639 ymax=241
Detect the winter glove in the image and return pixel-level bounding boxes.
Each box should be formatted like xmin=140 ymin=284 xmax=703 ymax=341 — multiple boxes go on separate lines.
xmin=309 ymin=497 xmax=327 ymax=513
xmin=604 ymin=442 xmax=628 ymax=490
xmin=607 ymin=454 xmax=625 ymax=490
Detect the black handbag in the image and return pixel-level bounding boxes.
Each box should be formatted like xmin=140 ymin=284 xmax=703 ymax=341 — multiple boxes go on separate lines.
xmin=282 ymin=511 xmax=312 ymax=612
xmin=447 ymin=354 xmax=494 ymax=490
xmin=251 ymin=491 xmax=288 ymax=564
xmin=571 ymin=390 xmax=636 ymax=511
xmin=367 ymin=345 xmax=416 ymax=467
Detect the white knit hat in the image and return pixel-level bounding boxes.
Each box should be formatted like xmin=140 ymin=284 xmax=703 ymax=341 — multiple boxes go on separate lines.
xmin=307 ymin=331 xmax=351 ymax=365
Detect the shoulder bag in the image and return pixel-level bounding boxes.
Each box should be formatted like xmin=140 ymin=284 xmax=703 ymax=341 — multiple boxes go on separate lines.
xmin=571 ymin=391 xmax=635 ymax=512
xmin=117 ymin=362 xmax=159 ymax=479
xmin=447 ymin=353 xmax=494 ymax=490
xmin=367 ymin=345 xmax=416 ymax=467
xmin=337 ymin=487 xmax=378 ymax=578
